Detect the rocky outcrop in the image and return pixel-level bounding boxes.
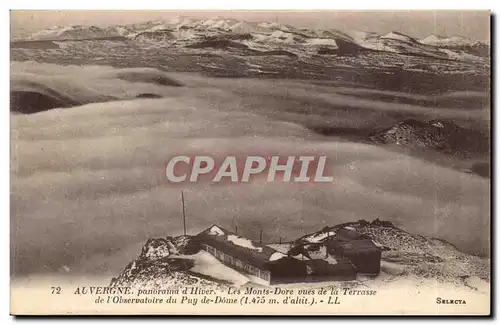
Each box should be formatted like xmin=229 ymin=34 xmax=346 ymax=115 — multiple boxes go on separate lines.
xmin=135 ymin=93 xmax=162 ymax=99
xmin=371 ymin=119 xmax=454 ymax=149
xmin=133 ymin=29 xmax=175 ymax=42
xmin=110 ymin=235 xmax=227 ymax=290
xmin=317 ymin=38 xmax=370 ymax=56
xmin=138 ymin=236 xmax=198 ymax=261
xmin=139 ymin=238 xmax=173 ymax=261
xmin=10 ymin=90 xmax=78 ymax=114
xmin=370 ymin=119 xmax=489 ymax=154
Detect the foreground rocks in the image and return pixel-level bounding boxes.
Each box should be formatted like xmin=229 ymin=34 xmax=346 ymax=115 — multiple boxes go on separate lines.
xmin=110 ymin=235 xmax=229 ymax=291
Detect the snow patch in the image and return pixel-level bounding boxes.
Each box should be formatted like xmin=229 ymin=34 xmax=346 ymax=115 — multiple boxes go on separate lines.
xmin=185 ymin=251 xmax=250 ymax=286
xmin=208 ymin=226 xmax=225 ymax=236
xmin=306 ymin=38 xmax=338 ymax=46
xmin=227 ymin=235 xmax=263 ymax=252
xmin=230 ymin=22 xmax=256 ymax=34
xmin=465 ymin=276 xmax=489 ymax=293
xmin=269 ymin=251 xmax=287 ymax=261
xmin=246 ymin=274 xmax=270 ymax=286
xmin=381 ymin=32 xmax=415 ymax=43
xmin=325 ymin=255 xmax=338 ymax=265
xmin=439 ymin=49 xmax=482 ymax=62
xmin=421 ymin=34 xmax=479 ymax=47
xmin=258 ymin=22 xmax=281 ymax=29
xmin=245 ymin=62 xmax=263 ymax=69
xmin=268 ymin=30 xmax=296 ymax=43
xmin=303 ymin=230 xmax=335 ymax=243
xmin=291 ymin=253 xmax=310 ymax=261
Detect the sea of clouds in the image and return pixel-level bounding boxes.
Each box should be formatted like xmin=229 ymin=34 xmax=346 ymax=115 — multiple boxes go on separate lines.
xmin=10 ymin=61 xmax=490 ymax=277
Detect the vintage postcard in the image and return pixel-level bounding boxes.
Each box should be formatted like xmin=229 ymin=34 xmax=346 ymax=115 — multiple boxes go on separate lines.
xmin=10 ymin=10 xmax=491 ymax=315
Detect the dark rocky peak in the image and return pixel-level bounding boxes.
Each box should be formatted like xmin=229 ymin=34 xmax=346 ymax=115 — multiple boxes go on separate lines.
xmin=370 ymin=118 xmax=487 ymax=154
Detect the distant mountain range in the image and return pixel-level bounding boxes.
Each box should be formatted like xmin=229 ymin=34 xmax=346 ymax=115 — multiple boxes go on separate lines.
xmin=12 ymin=16 xmax=489 ymax=62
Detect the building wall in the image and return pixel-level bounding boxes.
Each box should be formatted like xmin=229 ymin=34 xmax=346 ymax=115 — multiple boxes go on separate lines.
xmin=326 ymin=240 xmax=382 ymax=275
xmin=345 ymin=251 xmax=381 ymax=275
xmin=200 ymin=243 xmax=271 ymax=284
xmin=268 ymin=257 xmax=308 ymax=284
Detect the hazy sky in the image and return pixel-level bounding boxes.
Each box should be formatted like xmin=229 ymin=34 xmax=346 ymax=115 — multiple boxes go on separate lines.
xmin=10 ymin=10 xmax=490 ymax=41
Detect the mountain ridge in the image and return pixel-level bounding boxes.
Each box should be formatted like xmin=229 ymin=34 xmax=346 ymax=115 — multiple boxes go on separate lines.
xmin=12 ymin=17 xmax=489 ymax=62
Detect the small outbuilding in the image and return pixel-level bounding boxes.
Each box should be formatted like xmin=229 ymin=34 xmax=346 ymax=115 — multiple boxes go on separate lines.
xmin=326 ymin=228 xmax=382 ymax=275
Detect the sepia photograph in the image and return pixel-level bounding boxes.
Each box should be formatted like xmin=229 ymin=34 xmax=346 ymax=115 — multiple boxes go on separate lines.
xmin=9 ymin=9 xmax=491 ymax=315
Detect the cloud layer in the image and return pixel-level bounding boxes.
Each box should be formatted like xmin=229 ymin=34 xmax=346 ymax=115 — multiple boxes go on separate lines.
xmin=11 ymin=62 xmax=490 ymax=277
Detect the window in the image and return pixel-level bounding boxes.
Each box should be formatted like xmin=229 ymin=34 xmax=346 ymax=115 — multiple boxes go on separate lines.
xmin=235 ymin=259 xmax=244 ymax=269
xmin=204 ymin=245 xmax=214 ymax=254
xmin=247 ymin=265 xmax=259 ymax=276
xmin=261 ymin=271 xmax=270 ymax=282
xmin=220 ymin=252 xmax=225 ymax=261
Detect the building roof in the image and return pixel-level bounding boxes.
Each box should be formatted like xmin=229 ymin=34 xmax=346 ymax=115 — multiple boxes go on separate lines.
xmin=331 ymin=238 xmax=381 ymax=255
xmin=333 ymin=228 xmax=372 ymax=241
xmin=194 ymin=225 xmax=281 ymax=270
xmin=291 ymin=227 xmax=381 ymax=257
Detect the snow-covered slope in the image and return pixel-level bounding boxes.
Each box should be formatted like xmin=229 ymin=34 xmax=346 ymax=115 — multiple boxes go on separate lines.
xmin=27 ymin=25 xmax=117 ymax=40
xmin=351 ymin=31 xmax=450 ymax=59
xmin=381 ymin=31 xmax=419 ymax=43
xmin=106 ymin=25 xmax=133 ymax=36
xmin=421 ymin=34 xmax=480 ymax=47
xmin=230 ymin=21 xmax=257 ymax=34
